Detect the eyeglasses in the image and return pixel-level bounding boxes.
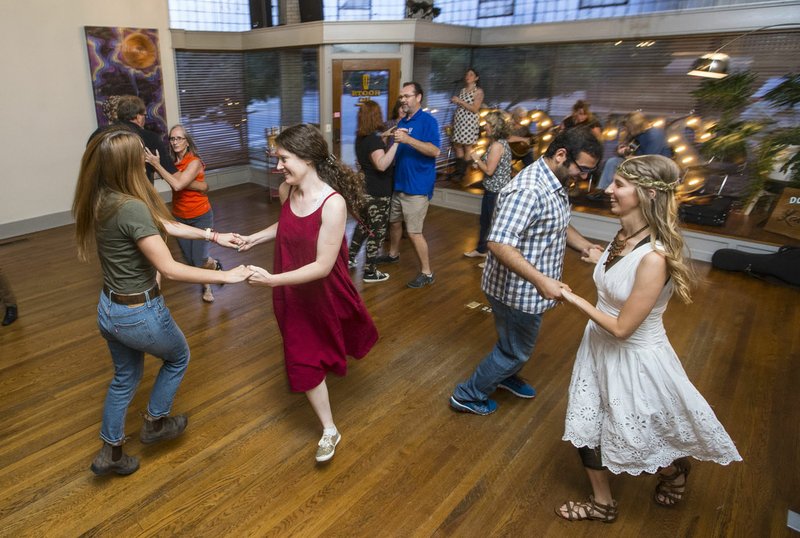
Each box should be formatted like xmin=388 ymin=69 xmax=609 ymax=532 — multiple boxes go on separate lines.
xmin=398 ymin=93 xmax=417 ymax=100
xmin=169 ymin=136 xmax=186 ymax=142
xmin=567 ymin=151 xmax=597 ymax=174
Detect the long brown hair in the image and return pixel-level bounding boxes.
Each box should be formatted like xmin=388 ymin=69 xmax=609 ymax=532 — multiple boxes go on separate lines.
xmin=72 ymin=128 xmax=172 ymax=261
xmin=616 ymin=155 xmax=696 ymax=303
xmin=275 ymin=124 xmax=367 ymax=216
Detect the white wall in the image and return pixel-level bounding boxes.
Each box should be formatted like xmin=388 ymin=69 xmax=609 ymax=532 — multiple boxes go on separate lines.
xmin=0 ymin=0 xmax=178 ymax=237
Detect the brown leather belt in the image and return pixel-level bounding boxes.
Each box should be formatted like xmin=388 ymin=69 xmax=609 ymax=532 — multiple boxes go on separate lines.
xmin=103 ymin=285 xmax=161 ymax=305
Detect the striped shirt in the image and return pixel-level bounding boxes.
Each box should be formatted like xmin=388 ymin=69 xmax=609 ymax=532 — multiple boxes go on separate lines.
xmin=481 ymin=157 xmax=570 ymax=314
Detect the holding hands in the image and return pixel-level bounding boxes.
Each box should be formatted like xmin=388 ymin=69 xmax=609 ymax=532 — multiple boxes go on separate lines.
xmin=246 ymin=265 xmax=273 ymax=286
xmin=232 ymin=233 xmax=256 ymax=252
xmin=215 ymin=232 xmax=247 ymax=250
xmin=394 ymin=128 xmax=411 ymax=145
xmin=581 ymin=244 xmax=605 ymax=264
xmin=535 ymin=275 xmax=572 ymax=300
xmin=225 ymin=264 xmax=256 ymax=283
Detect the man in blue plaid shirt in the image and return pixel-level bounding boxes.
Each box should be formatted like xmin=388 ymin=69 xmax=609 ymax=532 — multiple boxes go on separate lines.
xmin=451 ymin=127 xmax=604 ymax=415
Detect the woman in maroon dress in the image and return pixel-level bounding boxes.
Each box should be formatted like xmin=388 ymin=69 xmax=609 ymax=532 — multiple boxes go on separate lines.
xmin=237 ymin=124 xmax=378 ymax=463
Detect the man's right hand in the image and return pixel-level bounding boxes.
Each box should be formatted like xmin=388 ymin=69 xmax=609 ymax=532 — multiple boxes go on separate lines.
xmin=535 ymin=275 xmax=571 ymax=300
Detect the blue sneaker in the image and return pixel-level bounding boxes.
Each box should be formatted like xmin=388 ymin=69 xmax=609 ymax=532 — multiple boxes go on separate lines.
xmin=497 ymin=376 xmax=536 ymax=399
xmin=449 ymin=395 xmax=498 ymax=415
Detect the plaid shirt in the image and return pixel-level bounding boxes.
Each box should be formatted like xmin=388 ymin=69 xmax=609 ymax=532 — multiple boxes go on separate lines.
xmin=481 ymin=157 xmax=570 ymax=314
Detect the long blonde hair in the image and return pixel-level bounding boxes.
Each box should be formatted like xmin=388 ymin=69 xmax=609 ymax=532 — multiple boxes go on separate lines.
xmin=616 ymin=155 xmax=696 ymax=304
xmin=72 ymin=128 xmax=172 ymax=261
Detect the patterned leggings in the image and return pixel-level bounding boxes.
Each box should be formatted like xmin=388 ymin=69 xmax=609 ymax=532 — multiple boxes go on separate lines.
xmin=349 ymin=195 xmax=391 ymax=274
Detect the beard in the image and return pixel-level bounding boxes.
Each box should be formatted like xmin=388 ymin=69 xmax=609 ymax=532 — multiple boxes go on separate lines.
xmin=553 ymin=161 xmax=573 ymax=184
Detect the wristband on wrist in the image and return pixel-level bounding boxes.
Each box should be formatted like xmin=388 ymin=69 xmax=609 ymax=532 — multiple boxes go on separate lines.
xmin=212 ymin=231 xmax=219 ymax=243
xmin=204 ymin=227 xmax=213 ymax=241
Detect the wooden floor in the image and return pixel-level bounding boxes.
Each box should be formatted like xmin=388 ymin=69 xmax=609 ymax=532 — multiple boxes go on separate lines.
xmin=1 ymin=183 xmax=798 ymax=537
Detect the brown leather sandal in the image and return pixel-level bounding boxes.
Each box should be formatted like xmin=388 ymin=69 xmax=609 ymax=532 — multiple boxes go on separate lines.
xmin=555 ymin=494 xmax=618 ymax=523
xmin=654 ymin=457 xmax=691 ymax=506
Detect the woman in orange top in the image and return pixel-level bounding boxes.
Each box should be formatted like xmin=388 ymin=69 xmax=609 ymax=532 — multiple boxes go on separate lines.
xmin=146 ymin=125 xmax=221 ymax=302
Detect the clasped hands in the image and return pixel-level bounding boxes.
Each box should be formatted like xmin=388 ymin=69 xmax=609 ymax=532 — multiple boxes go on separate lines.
xmin=535 ymin=244 xmax=603 ymax=305
xmin=214 ymin=233 xmax=272 ymax=286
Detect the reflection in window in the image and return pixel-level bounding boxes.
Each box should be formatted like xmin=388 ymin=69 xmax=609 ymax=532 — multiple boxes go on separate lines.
xmin=580 ymin=0 xmax=629 ymax=8
xmin=478 ymin=0 xmax=514 ymax=19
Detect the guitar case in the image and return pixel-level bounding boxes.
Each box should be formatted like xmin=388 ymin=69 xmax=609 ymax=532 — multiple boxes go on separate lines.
xmin=711 ymin=246 xmax=800 ymax=286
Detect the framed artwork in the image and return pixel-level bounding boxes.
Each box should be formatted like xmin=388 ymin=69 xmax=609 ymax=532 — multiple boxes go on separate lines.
xmin=84 ymin=26 xmax=168 ymax=136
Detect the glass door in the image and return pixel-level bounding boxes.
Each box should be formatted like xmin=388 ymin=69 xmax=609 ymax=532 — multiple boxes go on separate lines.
xmin=332 ymin=59 xmax=400 ymax=167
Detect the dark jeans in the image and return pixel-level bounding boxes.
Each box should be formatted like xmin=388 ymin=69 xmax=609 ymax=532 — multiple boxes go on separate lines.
xmin=477 ymin=190 xmax=498 ymax=254
xmin=349 ymin=195 xmax=391 ymax=274
xmin=175 ymin=209 xmax=214 ymax=268
xmin=453 ymin=294 xmax=543 ymax=403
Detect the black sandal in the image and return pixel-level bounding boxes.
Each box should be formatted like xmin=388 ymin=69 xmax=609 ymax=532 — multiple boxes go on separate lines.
xmin=654 ymin=457 xmax=691 ymax=506
xmin=555 ymin=495 xmax=618 ymax=523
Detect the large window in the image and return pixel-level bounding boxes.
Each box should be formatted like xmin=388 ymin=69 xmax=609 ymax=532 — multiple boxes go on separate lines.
xmin=175 ymin=48 xmax=319 ymax=167
xmin=246 ymin=48 xmax=320 ymax=163
xmin=175 ymin=51 xmax=249 ymax=169
xmin=169 ymin=0 xmax=250 ymax=31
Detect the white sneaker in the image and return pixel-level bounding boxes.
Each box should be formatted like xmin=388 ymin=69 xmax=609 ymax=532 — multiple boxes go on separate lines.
xmin=363 ymin=270 xmax=390 ymax=283
xmin=315 ymin=431 xmax=341 ymax=462
xmin=478 ymin=262 xmax=486 ymax=269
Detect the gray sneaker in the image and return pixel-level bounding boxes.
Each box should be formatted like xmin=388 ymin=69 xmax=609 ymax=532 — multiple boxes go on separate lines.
xmin=407 ymin=272 xmax=435 ymax=288
xmin=316 ymin=431 xmax=341 ymax=462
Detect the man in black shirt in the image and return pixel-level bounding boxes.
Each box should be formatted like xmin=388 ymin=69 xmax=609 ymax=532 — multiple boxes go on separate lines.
xmin=88 ymin=95 xmax=179 ymax=185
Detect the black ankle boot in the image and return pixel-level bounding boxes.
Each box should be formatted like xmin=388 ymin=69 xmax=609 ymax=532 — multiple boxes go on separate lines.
xmin=450 ymin=159 xmax=466 ymax=181
xmin=140 ymin=413 xmax=188 ymax=444
xmin=2 ymin=305 xmax=17 ymax=326
xmin=90 ymin=442 xmax=139 ymax=476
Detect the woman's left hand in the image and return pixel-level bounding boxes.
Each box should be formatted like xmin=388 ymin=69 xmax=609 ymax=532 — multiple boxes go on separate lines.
xmin=247 ymin=265 xmax=273 ymax=286
xmin=450 ymin=96 xmax=460 ymax=105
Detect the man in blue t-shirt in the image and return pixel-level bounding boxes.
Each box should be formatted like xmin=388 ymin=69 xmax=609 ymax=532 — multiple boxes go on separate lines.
xmin=376 ymin=81 xmax=441 ymax=289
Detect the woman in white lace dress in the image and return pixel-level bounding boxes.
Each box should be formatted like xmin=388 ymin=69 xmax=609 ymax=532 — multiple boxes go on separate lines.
xmin=556 ymin=155 xmax=741 ymax=523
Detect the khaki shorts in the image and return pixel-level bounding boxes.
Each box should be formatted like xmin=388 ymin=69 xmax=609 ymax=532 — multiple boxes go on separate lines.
xmin=389 ymin=192 xmax=429 ymax=234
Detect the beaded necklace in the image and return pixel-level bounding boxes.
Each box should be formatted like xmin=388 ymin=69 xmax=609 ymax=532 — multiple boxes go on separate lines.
xmin=605 ymin=224 xmax=649 ymax=268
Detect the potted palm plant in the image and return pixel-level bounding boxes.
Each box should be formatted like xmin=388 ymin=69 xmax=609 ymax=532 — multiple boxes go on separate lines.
xmin=756 ymin=73 xmax=800 ymax=187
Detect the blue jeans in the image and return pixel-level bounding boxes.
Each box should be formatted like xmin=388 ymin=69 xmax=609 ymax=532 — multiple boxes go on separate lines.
xmin=598 ymin=156 xmax=623 ymax=191
xmin=476 ymin=190 xmax=498 ymax=254
xmin=453 ymin=294 xmax=542 ymax=403
xmin=175 ymin=209 xmax=214 ymax=267
xmin=97 ymin=291 xmax=190 ymax=444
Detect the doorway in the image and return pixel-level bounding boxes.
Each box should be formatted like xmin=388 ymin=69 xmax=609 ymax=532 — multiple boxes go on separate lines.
xmin=332 ymin=59 xmax=400 ymax=167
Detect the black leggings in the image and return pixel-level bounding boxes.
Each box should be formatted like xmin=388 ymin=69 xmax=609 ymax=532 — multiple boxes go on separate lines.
xmin=578 ymin=446 xmax=606 ymax=471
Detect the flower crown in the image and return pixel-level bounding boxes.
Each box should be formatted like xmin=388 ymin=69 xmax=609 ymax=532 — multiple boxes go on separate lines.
xmin=617 ymin=157 xmax=680 ymax=192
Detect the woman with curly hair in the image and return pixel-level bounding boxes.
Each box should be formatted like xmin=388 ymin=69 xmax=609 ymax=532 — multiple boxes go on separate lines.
xmin=556 ymin=155 xmax=741 ymax=523
xmin=463 ymin=110 xmax=512 ymax=260
xmin=237 ymin=124 xmax=378 ymax=463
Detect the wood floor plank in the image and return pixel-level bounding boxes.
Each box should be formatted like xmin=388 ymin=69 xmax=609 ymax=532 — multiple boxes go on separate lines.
xmin=0 ymin=183 xmax=798 ymax=537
